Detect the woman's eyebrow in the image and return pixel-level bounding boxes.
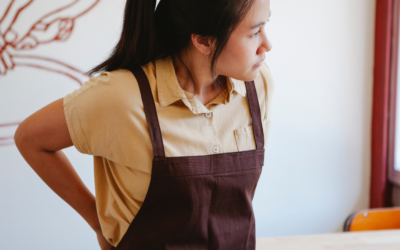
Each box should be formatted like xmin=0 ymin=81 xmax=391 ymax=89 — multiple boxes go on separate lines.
xmin=251 ymin=22 xmax=266 ymax=29
xmin=250 ymin=11 xmax=271 ymax=29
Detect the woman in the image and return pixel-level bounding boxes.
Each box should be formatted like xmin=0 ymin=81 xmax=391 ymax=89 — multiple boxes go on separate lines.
xmin=14 ymin=0 xmax=274 ymax=249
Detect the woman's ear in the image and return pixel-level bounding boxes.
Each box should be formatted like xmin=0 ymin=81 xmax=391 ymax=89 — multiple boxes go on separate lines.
xmin=191 ymin=34 xmax=215 ymax=55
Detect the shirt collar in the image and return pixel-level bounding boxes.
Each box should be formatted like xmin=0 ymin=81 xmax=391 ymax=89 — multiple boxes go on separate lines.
xmin=156 ymin=56 xmax=247 ymax=113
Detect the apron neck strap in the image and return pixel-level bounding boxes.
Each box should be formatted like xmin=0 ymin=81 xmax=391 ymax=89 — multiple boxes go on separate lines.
xmin=131 ymin=66 xmax=265 ymax=158
xmin=245 ymin=81 xmax=265 ymax=150
xmin=131 ymin=66 xmax=166 ymax=158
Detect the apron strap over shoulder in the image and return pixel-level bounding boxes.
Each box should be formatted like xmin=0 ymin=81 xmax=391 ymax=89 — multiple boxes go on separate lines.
xmin=131 ymin=66 xmax=166 ymax=158
xmin=131 ymin=65 xmax=264 ymax=156
xmin=245 ymin=81 xmax=264 ymax=149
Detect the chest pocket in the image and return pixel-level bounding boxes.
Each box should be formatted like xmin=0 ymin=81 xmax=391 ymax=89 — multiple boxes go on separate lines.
xmin=233 ymin=119 xmax=271 ymax=151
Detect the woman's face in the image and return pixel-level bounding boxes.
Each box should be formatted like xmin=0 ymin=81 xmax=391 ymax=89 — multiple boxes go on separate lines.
xmin=215 ymin=0 xmax=272 ymax=81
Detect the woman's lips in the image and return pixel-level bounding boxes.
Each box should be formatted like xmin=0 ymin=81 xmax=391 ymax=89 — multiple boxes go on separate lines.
xmin=253 ymin=61 xmax=263 ymax=68
xmin=253 ymin=57 xmax=265 ymax=68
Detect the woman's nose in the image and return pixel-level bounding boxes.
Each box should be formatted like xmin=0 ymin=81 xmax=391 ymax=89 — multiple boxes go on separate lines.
xmin=265 ymin=37 xmax=272 ymax=52
xmin=257 ymin=35 xmax=272 ymax=55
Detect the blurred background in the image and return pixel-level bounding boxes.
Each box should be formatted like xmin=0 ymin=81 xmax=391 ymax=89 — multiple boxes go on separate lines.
xmin=0 ymin=0 xmax=377 ymax=249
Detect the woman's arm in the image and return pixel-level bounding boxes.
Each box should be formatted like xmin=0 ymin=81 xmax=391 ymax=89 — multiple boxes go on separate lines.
xmin=14 ymin=98 xmax=112 ymax=249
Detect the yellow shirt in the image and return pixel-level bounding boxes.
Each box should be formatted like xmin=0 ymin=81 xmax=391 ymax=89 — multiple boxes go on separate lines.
xmin=63 ymin=56 xmax=275 ymax=246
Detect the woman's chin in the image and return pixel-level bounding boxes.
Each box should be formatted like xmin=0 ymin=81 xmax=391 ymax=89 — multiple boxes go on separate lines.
xmin=238 ymin=69 xmax=260 ymax=82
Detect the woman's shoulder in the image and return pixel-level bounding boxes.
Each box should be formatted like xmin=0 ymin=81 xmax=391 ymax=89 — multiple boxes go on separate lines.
xmin=80 ymin=60 xmax=156 ymax=92
xmin=252 ymin=61 xmax=275 ymax=122
xmin=99 ymin=61 xmax=156 ymax=92
xmin=259 ymin=61 xmax=275 ymax=99
xmin=89 ymin=68 xmax=138 ymax=89
xmin=63 ymin=67 xmax=149 ymax=127
xmin=252 ymin=61 xmax=274 ymax=99
xmin=65 ymin=65 xmax=153 ymax=105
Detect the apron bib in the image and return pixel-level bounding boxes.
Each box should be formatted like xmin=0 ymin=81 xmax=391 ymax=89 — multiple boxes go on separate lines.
xmin=112 ymin=66 xmax=265 ymax=250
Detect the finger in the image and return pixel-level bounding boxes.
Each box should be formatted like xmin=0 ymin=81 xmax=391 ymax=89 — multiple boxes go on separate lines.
xmin=15 ymin=36 xmax=38 ymax=50
xmin=0 ymin=0 xmax=31 ymax=42
xmin=30 ymin=20 xmax=70 ymax=43
xmin=4 ymin=30 xmax=18 ymax=44
xmin=5 ymin=1 xmax=73 ymax=45
xmin=57 ymin=19 xmax=74 ymax=40
xmin=0 ymin=36 xmax=5 ymax=48
xmin=0 ymin=59 xmax=6 ymax=75
xmin=2 ymin=49 xmax=14 ymax=69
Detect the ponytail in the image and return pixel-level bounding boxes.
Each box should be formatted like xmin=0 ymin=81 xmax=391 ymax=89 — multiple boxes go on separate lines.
xmin=88 ymin=0 xmax=158 ymax=75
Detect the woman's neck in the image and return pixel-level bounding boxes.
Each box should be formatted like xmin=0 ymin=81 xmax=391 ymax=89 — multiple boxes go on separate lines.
xmin=173 ymin=49 xmax=227 ymax=106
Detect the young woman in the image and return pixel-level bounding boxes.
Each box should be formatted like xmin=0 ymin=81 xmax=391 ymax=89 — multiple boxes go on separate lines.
xmin=14 ymin=0 xmax=274 ymax=249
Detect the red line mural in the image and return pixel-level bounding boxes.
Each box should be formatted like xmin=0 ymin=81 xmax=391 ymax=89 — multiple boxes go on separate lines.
xmin=0 ymin=0 xmax=100 ymax=146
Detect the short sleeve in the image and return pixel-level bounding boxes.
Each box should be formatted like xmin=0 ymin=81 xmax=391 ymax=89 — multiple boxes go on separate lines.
xmin=63 ymin=73 xmax=112 ymax=155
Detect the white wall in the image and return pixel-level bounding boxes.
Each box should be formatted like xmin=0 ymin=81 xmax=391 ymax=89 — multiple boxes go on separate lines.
xmin=0 ymin=0 xmax=376 ymax=249
xmin=253 ymin=0 xmax=375 ymax=237
xmin=0 ymin=1 xmax=125 ymax=249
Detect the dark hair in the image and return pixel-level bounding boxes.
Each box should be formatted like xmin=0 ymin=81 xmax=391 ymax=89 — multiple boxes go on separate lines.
xmin=88 ymin=0 xmax=255 ymax=79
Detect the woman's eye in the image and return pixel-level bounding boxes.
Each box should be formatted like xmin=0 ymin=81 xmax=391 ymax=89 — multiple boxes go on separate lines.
xmin=251 ymin=30 xmax=261 ymax=37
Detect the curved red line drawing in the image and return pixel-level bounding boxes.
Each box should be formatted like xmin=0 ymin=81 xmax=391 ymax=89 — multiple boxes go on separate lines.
xmin=0 ymin=122 xmax=20 ymax=146
xmin=0 ymin=0 xmax=100 ymax=74
xmin=0 ymin=2 xmax=13 ymax=24
xmin=41 ymin=0 xmax=99 ymax=22
xmin=0 ymin=0 xmax=100 ymax=147
xmin=0 ymin=123 xmax=19 ymax=146
xmin=12 ymin=54 xmax=88 ymax=85
xmin=11 ymin=1 xmax=78 ymax=46
xmin=0 ymin=136 xmax=15 ymax=146
xmin=0 ymin=122 xmax=20 ymax=127
xmin=12 ymin=54 xmax=86 ymax=73
xmin=41 ymin=1 xmax=79 ymax=21
xmin=18 ymin=63 xmax=84 ymax=85
xmin=2 ymin=0 xmax=34 ymax=36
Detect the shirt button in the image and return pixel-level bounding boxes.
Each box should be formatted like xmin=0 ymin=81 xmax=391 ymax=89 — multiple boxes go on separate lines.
xmin=212 ymin=146 xmax=220 ymax=153
xmin=205 ymin=112 xmax=212 ymax=118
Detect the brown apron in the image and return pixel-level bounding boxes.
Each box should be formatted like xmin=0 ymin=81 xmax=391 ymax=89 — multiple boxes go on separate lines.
xmin=113 ymin=66 xmax=265 ymax=250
